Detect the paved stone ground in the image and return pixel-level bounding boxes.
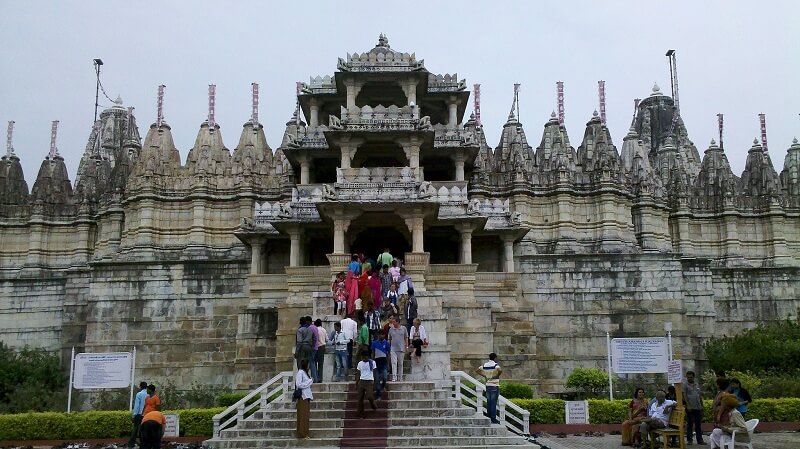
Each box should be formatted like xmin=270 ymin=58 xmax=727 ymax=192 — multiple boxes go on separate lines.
xmin=533 ymin=431 xmax=800 ymax=449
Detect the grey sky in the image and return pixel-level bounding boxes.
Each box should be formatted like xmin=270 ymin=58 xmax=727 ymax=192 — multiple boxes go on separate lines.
xmin=1 ymin=0 xmax=798 ymax=184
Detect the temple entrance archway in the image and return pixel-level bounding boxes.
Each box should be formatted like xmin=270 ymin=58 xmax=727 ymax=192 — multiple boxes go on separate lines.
xmin=348 ymin=212 xmax=411 ymax=264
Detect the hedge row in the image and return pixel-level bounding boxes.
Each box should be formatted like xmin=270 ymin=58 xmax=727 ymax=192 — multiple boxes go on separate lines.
xmin=0 ymin=408 xmax=224 ymax=440
xmin=2 ymin=399 xmax=800 ymax=439
xmin=508 ymin=398 xmax=800 ymax=424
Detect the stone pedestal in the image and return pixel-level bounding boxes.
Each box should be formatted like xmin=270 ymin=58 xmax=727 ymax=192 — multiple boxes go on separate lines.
xmin=404 ymin=252 xmax=429 ymax=291
xmin=407 ymin=290 xmax=450 ymax=381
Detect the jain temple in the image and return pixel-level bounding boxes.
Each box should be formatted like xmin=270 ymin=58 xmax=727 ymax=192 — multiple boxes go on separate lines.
xmin=1 ymin=35 xmax=799 ymax=393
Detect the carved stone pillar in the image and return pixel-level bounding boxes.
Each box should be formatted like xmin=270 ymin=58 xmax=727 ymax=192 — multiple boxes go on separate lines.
xmin=344 ymin=79 xmax=364 ymax=110
xmin=333 ymin=218 xmax=350 ymax=253
xmin=456 ymin=223 xmax=473 ymax=264
xmin=453 ymin=153 xmax=466 ymax=182
xmin=401 ymin=79 xmax=418 ymax=106
xmin=448 ymin=96 xmax=458 ymax=128
xmin=404 ymin=215 xmax=424 ymax=252
xmin=250 ymin=238 xmax=264 ymax=274
xmin=309 ymin=99 xmax=320 ymax=128
xmin=288 ymin=227 xmax=302 ymax=267
xmin=298 ymin=154 xmax=310 ymax=184
xmin=502 ymin=236 xmax=515 ymax=273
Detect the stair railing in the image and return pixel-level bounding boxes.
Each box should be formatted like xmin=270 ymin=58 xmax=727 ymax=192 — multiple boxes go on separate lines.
xmin=450 ymin=370 xmax=530 ymax=435
xmin=211 ymin=371 xmax=294 ymax=438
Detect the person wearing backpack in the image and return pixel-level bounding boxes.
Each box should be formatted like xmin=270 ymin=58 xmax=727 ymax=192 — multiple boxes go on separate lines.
xmin=355 ymin=351 xmax=377 ymax=419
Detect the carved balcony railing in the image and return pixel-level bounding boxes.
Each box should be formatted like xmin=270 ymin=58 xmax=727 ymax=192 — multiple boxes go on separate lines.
xmin=337 ymin=52 xmax=424 ymax=72
xmin=427 ymin=73 xmax=466 ymax=93
xmin=336 ymin=166 xmax=421 ymax=184
xmin=330 ymin=105 xmax=432 ymax=132
xmin=254 ymin=200 xmax=321 ymax=223
xmin=300 ymin=75 xmax=337 ymax=94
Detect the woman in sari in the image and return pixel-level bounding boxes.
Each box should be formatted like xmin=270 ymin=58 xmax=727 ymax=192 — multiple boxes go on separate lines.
xmin=621 ymin=388 xmax=648 ymax=446
xmin=368 ymin=269 xmax=382 ymax=310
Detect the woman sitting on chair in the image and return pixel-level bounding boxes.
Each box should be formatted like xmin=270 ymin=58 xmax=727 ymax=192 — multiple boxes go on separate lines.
xmin=709 ymin=393 xmax=749 ymax=449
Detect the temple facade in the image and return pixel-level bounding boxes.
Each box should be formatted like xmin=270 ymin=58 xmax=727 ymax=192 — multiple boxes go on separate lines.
xmin=1 ymin=35 xmax=799 ymax=392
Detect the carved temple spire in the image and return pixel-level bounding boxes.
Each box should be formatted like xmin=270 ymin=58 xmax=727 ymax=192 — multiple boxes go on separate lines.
xmin=535 ymin=111 xmax=576 ymax=184
xmin=693 ymin=139 xmax=738 ymax=211
xmin=739 ymin=138 xmax=782 ymax=200
xmin=0 ymin=121 xmax=29 ymax=207
xmin=780 ymin=137 xmax=800 ymax=208
xmin=577 ymin=110 xmax=622 ymax=182
xmin=186 ymin=120 xmax=231 ymax=176
xmin=233 ymin=120 xmax=274 ymax=177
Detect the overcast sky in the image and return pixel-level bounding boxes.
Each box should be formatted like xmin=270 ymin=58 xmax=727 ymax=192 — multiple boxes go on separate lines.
xmin=1 ymin=1 xmax=798 ymax=185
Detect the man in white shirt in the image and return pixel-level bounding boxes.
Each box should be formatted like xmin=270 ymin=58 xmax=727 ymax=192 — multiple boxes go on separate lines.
xmin=639 ymin=389 xmax=677 ymax=445
xmin=340 ymin=314 xmax=358 ymax=371
xmin=355 ymin=352 xmax=377 ymax=418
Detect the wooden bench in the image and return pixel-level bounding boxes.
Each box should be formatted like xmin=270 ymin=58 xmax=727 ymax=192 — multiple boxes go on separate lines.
xmin=649 ymin=407 xmax=686 ymax=449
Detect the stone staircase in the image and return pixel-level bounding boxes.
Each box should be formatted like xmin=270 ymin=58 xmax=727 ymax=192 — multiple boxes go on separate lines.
xmin=205 ymin=380 xmax=537 ymax=449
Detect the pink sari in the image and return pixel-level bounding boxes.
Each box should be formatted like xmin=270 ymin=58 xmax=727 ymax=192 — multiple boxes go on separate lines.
xmin=368 ymin=275 xmax=382 ymax=309
xmin=344 ymin=271 xmax=360 ymax=315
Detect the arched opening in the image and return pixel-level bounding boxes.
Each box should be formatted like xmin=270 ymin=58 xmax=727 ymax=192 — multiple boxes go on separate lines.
xmin=348 ymin=213 xmax=411 ymax=263
xmin=356 ymin=81 xmax=407 ymax=108
xmin=424 ymin=225 xmax=459 ymax=264
xmin=352 ymin=141 xmax=408 ymax=168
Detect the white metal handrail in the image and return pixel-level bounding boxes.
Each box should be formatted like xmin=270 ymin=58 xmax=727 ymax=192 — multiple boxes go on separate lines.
xmin=211 ymin=371 xmax=294 ymax=438
xmin=450 ymin=370 xmax=530 ymax=435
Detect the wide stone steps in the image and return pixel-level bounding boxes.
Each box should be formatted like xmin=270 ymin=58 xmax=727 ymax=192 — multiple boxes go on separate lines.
xmin=207 ymin=381 xmax=536 ymax=449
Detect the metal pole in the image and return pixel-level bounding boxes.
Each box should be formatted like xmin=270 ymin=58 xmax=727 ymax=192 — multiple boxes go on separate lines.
xmin=667 ymin=331 xmax=673 ymax=361
xmin=606 ymin=332 xmax=614 ymax=401
xmin=93 ymin=61 xmax=101 ymax=124
xmin=67 ymin=347 xmax=75 ymax=413
xmin=129 ymin=347 xmax=136 ymax=411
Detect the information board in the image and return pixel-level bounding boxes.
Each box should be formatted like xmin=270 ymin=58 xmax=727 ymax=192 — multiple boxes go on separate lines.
xmin=667 ymin=360 xmax=683 ymax=384
xmin=565 ymin=400 xmax=589 ymax=424
xmin=164 ymin=414 xmax=180 ymax=437
xmin=611 ymin=338 xmax=668 ymax=374
xmin=73 ymin=352 xmax=132 ymax=389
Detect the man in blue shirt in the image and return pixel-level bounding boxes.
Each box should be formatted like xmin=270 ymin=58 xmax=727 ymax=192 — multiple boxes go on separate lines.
xmin=128 ymin=381 xmax=149 ymax=448
xmin=370 ymin=331 xmax=391 ymax=399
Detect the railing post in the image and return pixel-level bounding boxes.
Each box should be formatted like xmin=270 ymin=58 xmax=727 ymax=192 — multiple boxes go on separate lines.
xmin=213 ymin=417 xmax=220 ymax=438
xmin=260 ymin=390 xmax=268 ymax=410
xmin=282 ymin=373 xmax=290 ymax=400
xmin=454 ymin=375 xmax=461 ymax=401
xmin=522 ymin=410 xmax=530 ymax=435
xmin=498 ymin=402 xmax=506 ymax=422
xmin=475 ymin=385 xmax=484 ymax=417
xmin=236 ymin=404 xmax=244 ymax=424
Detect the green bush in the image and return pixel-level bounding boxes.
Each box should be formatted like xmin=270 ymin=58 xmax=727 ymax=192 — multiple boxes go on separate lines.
xmin=704 ymin=320 xmax=800 ymax=373
xmin=0 ymin=343 xmax=67 ymax=413
xmin=511 ymin=399 xmax=564 ymax=424
xmin=587 ymin=399 xmax=628 ymax=424
xmin=500 ymin=382 xmax=533 ymax=399
xmin=0 ymin=408 xmax=225 ymax=440
xmin=216 ymin=393 xmax=248 ymax=408
xmin=566 ymin=367 xmax=608 ymax=398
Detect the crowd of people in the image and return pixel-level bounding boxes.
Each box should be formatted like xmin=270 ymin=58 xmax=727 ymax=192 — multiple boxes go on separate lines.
xmin=620 ymin=371 xmax=753 ymax=448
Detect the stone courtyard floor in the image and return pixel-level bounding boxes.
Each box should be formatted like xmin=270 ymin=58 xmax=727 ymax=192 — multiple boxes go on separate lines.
xmin=533 ymin=431 xmax=800 ymax=449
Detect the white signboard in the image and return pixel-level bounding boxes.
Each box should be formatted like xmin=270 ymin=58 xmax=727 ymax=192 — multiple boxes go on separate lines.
xmin=667 ymin=360 xmax=683 ymax=384
xmin=164 ymin=414 xmax=180 ymax=437
xmin=611 ymin=338 xmax=668 ymax=374
xmin=565 ymin=400 xmax=589 ymax=424
xmin=73 ymin=352 xmax=132 ymax=389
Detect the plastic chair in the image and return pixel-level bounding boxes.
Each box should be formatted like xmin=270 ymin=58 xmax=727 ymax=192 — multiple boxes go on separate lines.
xmin=725 ymin=418 xmax=759 ymax=449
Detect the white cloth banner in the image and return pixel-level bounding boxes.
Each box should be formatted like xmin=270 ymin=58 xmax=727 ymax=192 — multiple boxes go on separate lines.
xmin=611 ymin=338 xmax=668 ymax=374
xmin=73 ymin=352 xmax=132 ymax=389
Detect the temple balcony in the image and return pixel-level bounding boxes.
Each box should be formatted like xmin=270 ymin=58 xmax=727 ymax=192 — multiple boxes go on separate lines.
xmin=327 ymin=104 xmax=427 ymax=133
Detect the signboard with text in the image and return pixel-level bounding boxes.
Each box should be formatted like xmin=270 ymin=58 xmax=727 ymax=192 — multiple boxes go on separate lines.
xmin=667 ymin=360 xmax=683 ymax=384
xmin=164 ymin=414 xmax=180 ymax=437
xmin=565 ymin=400 xmax=589 ymax=424
xmin=611 ymin=338 xmax=668 ymax=374
xmin=73 ymin=352 xmax=132 ymax=389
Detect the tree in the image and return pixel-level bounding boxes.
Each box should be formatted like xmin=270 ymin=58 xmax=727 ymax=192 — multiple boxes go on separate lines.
xmin=0 ymin=342 xmax=66 ymax=412
xmin=703 ymin=320 xmax=800 ymax=374
xmin=565 ymin=367 xmax=608 ymax=398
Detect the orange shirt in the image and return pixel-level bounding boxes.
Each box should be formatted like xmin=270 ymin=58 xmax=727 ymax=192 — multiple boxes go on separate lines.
xmin=141 ymin=410 xmax=166 ymax=426
xmin=143 ymin=394 xmax=161 ymax=415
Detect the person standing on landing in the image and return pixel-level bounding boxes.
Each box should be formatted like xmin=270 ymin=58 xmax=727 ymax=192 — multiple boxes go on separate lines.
xmin=355 ymin=351 xmax=377 ymax=419
xmin=330 ymin=322 xmax=350 ymax=382
xmin=314 ymin=318 xmax=327 ymax=383
xmin=340 ymin=314 xmax=358 ymax=372
xmin=295 ymin=359 xmax=314 ymax=439
xmin=376 ymin=247 xmax=393 ymax=271
xmin=128 ymin=381 xmax=148 ymax=448
xmin=387 ymin=316 xmax=408 ymax=381
xmin=476 ymin=353 xmax=502 ymax=424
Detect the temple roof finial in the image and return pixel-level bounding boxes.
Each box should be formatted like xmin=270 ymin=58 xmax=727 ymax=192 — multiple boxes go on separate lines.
xmin=377 ymin=33 xmax=389 ymax=48
xmin=651 ymin=83 xmax=663 ymax=96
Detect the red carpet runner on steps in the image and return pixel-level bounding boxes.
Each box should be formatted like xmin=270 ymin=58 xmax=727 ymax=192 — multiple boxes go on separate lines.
xmin=339 ymin=382 xmax=390 ymax=448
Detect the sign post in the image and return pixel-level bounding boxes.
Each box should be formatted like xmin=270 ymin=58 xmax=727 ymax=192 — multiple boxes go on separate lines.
xmin=67 ymin=347 xmax=75 ymax=413
xmin=606 ymin=332 xmax=613 ymax=400
xmin=565 ymin=400 xmax=589 ymax=424
xmin=129 ymin=347 xmax=136 ymax=411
